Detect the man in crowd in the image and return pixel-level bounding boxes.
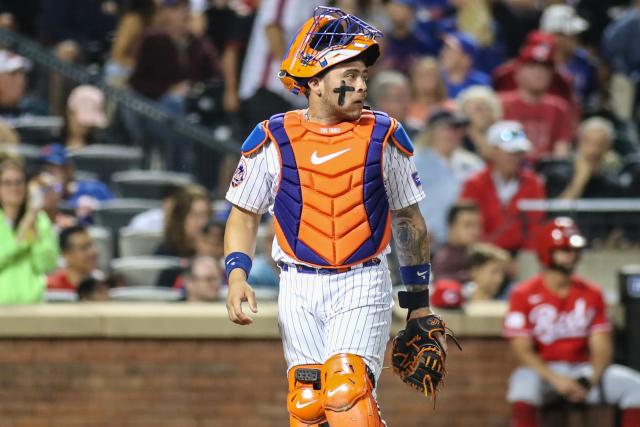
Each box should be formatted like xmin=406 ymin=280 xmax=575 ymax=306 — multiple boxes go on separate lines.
xmin=181 ymin=256 xmax=222 ymax=302
xmin=47 ymin=225 xmax=100 ymax=292
xmin=0 ymin=50 xmax=47 ymax=118
xmin=440 ymin=31 xmax=491 ymax=99
xmin=368 ymin=71 xmax=414 ymax=137
xmin=415 ymin=109 xmax=484 ymax=246
xmin=460 ymin=120 xmax=545 ymax=253
xmin=432 ymin=202 xmax=482 ymax=284
xmin=500 ymin=35 xmax=575 ymax=160
xmin=546 ymin=117 xmax=626 ymax=199
xmin=504 ymin=217 xmax=640 ymax=427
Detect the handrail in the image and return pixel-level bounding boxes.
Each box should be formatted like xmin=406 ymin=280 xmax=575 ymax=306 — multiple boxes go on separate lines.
xmin=518 ymin=198 xmax=640 ymax=212
xmin=0 ymin=28 xmax=239 ymax=154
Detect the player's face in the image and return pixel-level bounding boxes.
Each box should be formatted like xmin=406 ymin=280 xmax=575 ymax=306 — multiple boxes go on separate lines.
xmin=318 ymin=60 xmax=368 ymax=121
xmin=550 ymin=248 xmax=581 ymax=274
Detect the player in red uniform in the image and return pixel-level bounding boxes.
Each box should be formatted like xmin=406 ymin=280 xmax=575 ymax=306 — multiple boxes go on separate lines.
xmin=503 ymin=217 xmax=640 ymax=427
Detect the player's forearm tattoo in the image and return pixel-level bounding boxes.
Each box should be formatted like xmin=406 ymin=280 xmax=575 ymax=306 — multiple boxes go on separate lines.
xmin=391 ymin=204 xmax=430 ymax=292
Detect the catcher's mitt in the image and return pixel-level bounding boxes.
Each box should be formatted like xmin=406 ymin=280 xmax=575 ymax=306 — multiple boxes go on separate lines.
xmin=391 ymin=314 xmax=461 ymax=403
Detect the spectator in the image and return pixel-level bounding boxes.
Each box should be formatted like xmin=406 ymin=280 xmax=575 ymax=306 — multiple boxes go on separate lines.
xmin=540 ymin=4 xmax=598 ymax=107
xmin=238 ymin=0 xmax=323 ymax=127
xmin=500 ymin=38 xmax=575 ymax=160
xmin=457 ymin=85 xmax=503 ymax=158
xmin=0 ymin=118 xmax=19 ymax=144
xmin=378 ymin=0 xmax=432 ymax=74
xmin=47 ymin=225 xmax=100 ymax=292
xmin=155 ymin=184 xmax=211 ymax=258
xmin=440 ymin=31 xmax=491 ymax=99
xmin=129 ymin=0 xmax=221 ymax=114
xmin=63 ymin=86 xmax=108 ymax=150
xmin=126 ymin=184 xmax=183 ymax=233
xmin=460 ymin=120 xmax=545 ymax=252
xmin=105 ymin=0 xmax=158 ymax=87
xmin=368 ymin=71 xmax=413 ymax=136
xmin=39 ymin=0 xmax=120 ymax=56
xmin=0 ymin=51 xmax=48 ymax=118
xmin=492 ymin=31 xmax=575 ymax=110
xmin=449 ymin=0 xmax=506 ymax=73
xmin=432 ymin=202 xmax=481 ymax=283
xmin=406 ymin=57 xmax=450 ymax=135
xmin=38 ymin=144 xmax=114 ymax=214
xmin=29 ymin=173 xmax=76 ymax=230
xmin=414 ymin=109 xmax=484 ymax=246
xmin=602 ymin=0 xmax=640 ymax=83
xmin=431 ymin=242 xmax=511 ymax=309
xmin=0 ymin=157 xmax=58 ymax=304
xmin=77 ymin=276 xmax=111 ymax=302
xmin=546 ymin=117 xmax=626 ymax=199
xmin=195 ymin=219 xmax=225 ymax=260
xmin=180 ymin=256 xmax=222 ymax=302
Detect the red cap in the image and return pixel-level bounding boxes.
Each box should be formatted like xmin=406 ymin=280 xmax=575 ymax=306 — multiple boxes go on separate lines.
xmin=536 ymin=217 xmax=587 ymax=267
xmin=431 ymin=280 xmax=464 ymax=309
xmin=518 ymin=31 xmax=556 ymax=66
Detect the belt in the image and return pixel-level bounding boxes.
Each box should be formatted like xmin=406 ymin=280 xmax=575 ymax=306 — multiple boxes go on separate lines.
xmin=277 ymin=258 xmax=381 ymax=275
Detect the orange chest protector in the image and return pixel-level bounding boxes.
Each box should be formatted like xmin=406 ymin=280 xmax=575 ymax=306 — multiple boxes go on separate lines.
xmin=268 ymin=110 xmax=393 ymax=268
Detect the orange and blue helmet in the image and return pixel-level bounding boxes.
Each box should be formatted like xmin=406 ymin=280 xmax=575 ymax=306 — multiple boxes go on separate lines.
xmin=279 ymin=6 xmax=383 ymax=96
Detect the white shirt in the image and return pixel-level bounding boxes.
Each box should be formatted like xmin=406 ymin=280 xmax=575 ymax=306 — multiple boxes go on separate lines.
xmin=238 ymin=0 xmax=325 ymax=106
xmin=226 ymin=134 xmax=425 ymax=265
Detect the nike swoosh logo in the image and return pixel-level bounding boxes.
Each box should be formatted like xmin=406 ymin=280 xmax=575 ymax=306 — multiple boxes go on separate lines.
xmin=295 ymin=401 xmax=314 ymax=409
xmin=310 ymin=148 xmax=351 ymax=165
xmin=326 ymin=385 xmax=348 ymax=397
xmin=417 ymin=271 xmax=427 ymax=278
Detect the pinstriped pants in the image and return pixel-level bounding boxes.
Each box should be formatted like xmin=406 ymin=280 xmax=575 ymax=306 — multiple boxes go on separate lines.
xmin=277 ymin=260 xmax=394 ymax=382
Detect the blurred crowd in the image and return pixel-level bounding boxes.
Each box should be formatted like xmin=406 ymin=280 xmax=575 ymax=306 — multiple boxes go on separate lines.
xmin=1 ymin=0 xmax=640 ymax=304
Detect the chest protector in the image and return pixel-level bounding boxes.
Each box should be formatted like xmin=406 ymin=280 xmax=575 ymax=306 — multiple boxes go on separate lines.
xmin=268 ymin=110 xmax=393 ymax=268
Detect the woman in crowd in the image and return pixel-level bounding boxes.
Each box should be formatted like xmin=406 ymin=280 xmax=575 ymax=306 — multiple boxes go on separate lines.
xmin=406 ymin=57 xmax=450 ymax=132
xmin=104 ymin=0 xmax=157 ymax=87
xmin=0 ymin=157 xmax=58 ymax=304
xmin=63 ymin=85 xmax=108 ymax=150
xmin=457 ymin=85 xmax=503 ymax=159
xmin=155 ymin=184 xmax=211 ymax=258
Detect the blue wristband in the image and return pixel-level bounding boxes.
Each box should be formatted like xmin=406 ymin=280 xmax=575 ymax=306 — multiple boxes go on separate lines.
xmin=399 ymin=263 xmax=431 ymax=286
xmin=225 ymin=252 xmax=253 ymax=279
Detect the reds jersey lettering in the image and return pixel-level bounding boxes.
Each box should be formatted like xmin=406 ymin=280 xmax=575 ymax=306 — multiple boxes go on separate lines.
xmin=504 ymin=274 xmax=610 ymax=362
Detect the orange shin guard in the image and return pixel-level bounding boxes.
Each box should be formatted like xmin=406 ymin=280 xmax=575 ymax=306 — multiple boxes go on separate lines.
xmin=321 ymin=353 xmax=386 ymax=427
xmin=287 ymin=364 xmax=327 ymax=426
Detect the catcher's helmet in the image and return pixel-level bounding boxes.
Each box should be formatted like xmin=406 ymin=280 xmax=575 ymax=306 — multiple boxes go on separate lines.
xmin=278 ymin=6 xmax=383 ymax=96
xmin=536 ymin=217 xmax=586 ymax=267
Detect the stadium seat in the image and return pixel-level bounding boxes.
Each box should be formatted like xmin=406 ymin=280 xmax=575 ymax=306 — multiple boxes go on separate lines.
xmin=88 ymin=226 xmax=113 ymax=272
xmin=109 ymin=286 xmax=182 ymax=302
xmin=93 ymin=199 xmax=161 ymax=233
xmin=118 ymin=229 xmax=164 ymax=258
xmin=112 ymin=170 xmax=193 ymax=199
xmin=68 ymin=144 xmax=143 ymax=183
xmin=110 ymin=256 xmax=184 ymax=287
xmin=74 ymin=170 xmax=100 ymax=182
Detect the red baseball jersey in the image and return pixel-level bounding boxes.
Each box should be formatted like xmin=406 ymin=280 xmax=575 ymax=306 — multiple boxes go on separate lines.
xmin=503 ymin=274 xmax=611 ymax=362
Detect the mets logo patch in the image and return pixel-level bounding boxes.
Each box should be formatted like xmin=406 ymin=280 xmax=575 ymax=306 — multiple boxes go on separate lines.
xmin=412 ymin=171 xmax=422 ymax=187
xmin=231 ymin=158 xmax=247 ymax=188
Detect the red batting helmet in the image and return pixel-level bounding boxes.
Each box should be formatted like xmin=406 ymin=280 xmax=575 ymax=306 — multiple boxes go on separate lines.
xmin=536 ymin=217 xmax=586 ymax=267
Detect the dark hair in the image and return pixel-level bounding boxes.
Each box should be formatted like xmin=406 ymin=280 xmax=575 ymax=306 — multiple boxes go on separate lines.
xmin=0 ymin=158 xmax=27 ymax=230
xmin=59 ymin=225 xmax=87 ymax=252
xmin=164 ymin=185 xmax=210 ymax=257
xmin=124 ymin=0 xmax=156 ymax=25
xmin=77 ymin=276 xmax=111 ymax=301
xmin=160 ymin=183 xmax=184 ymax=201
xmin=446 ymin=202 xmax=478 ymax=227
xmin=467 ymin=243 xmax=510 ymax=269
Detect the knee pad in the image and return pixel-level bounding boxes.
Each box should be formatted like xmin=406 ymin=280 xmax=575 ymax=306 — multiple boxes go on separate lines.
xmin=321 ymin=353 xmax=385 ymax=426
xmin=287 ymin=364 xmax=327 ymax=425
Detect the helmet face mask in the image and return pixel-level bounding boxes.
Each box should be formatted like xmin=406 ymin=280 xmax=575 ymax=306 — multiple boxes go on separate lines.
xmin=279 ymin=6 xmax=383 ymax=96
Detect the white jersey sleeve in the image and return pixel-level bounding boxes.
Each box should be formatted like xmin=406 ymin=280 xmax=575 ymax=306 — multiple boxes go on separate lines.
xmin=383 ymin=142 xmax=426 ymax=211
xmin=225 ymin=142 xmax=280 ymax=214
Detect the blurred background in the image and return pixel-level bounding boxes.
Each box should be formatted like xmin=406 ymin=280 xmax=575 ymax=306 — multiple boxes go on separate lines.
xmin=0 ymin=0 xmax=639 ymax=426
